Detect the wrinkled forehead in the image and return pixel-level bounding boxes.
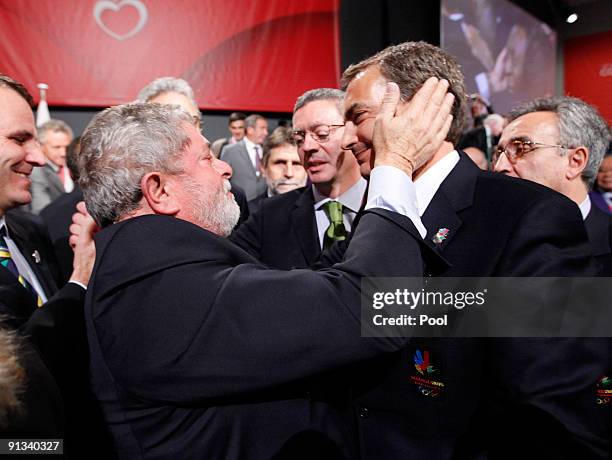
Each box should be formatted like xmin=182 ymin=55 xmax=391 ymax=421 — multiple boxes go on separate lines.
xmin=344 ymin=66 xmax=388 ymax=116
xmin=501 ymin=111 xmax=560 ymax=143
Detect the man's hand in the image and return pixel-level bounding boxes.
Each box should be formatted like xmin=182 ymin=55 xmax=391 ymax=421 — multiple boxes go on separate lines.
xmin=68 ymin=201 xmax=98 ymax=287
xmin=373 ymin=77 xmax=454 ymax=177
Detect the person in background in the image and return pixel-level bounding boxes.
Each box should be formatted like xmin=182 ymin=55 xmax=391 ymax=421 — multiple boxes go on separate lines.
xmin=248 ymin=126 xmax=307 ymax=213
xmin=495 ymin=96 xmax=611 ymax=275
xmin=231 ymin=88 xmax=365 ymax=269
xmin=212 ymin=112 xmax=246 ymax=157
xmin=590 ymin=147 xmax=612 ymax=216
xmin=28 ymin=119 xmax=74 ymax=214
xmin=221 ymin=114 xmax=269 ymax=200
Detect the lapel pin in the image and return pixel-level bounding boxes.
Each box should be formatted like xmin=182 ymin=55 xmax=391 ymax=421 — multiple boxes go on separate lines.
xmin=32 ymin=250 xmax=41 ymax=264
xmin=432 ymin=228 xmax=450 ymax=245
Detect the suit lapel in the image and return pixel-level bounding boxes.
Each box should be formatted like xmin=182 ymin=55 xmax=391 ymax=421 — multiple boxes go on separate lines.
xmin=291 ymin=188 xmax=320 ymax=265
xmin=238 ymin=141 xmax=258 ymax=178
xmin=421 ymin=153 xmax=479 ymax=252
xmin=584 ymin=206 xmax=612 ymax=256
xmin=6 ymin=215 xmax=58 ymax=297
xmin=44 ymin=164 xmax=65 ymax=194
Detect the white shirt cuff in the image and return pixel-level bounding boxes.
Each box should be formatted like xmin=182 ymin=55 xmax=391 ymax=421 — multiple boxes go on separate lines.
xmin=68 ymin=280 xmax=87 ymax=291
xmin=365 ymin=165 xmax=427 ymax=239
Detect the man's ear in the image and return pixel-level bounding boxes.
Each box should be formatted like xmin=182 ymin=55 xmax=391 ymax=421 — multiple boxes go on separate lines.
xmin=141 ymin=172 xmax=180 ymax=215
xmin=566 ymin=146 xmax=588 ymax=181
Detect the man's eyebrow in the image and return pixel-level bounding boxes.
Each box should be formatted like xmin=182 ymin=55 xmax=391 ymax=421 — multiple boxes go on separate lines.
xmin=344 ymin=102 xmax=368 ymax=120
xmin=7 ymin=129 xmax=34 ymax=140
xmin=508 ymin=135 xmax=532 ymax=143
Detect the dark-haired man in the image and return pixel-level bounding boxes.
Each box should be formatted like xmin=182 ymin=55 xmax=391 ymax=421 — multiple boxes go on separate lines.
xmin=339 ymin=41 xmax=609 ymax=458
xmin=212 ymin=111 xmax=247 ymax=157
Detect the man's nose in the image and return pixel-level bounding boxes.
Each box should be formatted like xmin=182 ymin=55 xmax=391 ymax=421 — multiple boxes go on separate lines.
xmin=214 ymin=158 xmax=233 ymax=179
xmin=26 ymin=140 xmax=46 ymax=166
xmin=285 ymin=162 xmax=294 ymax=178
xmin=493 ymin=152 xmax=512 ymax=174
xmin=341 ymin=122 xmax=358 ymax=152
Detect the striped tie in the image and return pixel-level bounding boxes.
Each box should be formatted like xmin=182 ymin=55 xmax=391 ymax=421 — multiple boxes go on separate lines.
xmin=0 ymin=227 xmax=43 ymax=307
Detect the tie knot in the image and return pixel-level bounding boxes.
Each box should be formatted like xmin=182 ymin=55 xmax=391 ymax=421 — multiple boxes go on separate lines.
xmin=324 ymin=200 xmax=343 ymax=224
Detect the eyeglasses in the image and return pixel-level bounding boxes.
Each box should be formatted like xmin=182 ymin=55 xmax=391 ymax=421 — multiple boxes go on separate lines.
xmin=292 ymin=124 xmax=345 ymax=145
xmin=494 ymin=139 xmax=568 ymax=164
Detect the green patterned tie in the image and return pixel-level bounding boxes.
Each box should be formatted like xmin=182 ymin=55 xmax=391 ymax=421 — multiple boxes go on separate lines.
xmin=0 ymin=227 xmax=43 ymax=307
xmin=323 ymin=201 xmax=347 ymax=249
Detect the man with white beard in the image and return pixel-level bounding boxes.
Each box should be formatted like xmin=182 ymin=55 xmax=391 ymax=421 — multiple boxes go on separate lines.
xmin=77 ymin=77 xmax=454 ymax=459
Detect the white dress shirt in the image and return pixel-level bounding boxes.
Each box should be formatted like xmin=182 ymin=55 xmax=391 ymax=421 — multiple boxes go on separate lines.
xmin=365 ymin=151 xmax=460 ymax=239
xmin=414 ymin=150 xmax=460 ymax=216
xmin=0 ymin=216 xmax=48 ymax=303
xmin=313 ymin=178 xmax=367 ymax=249
xmin=243 ymin=137 xmax=262 ymax=175
xmin=579 ymin=196 xmax=592 ymax=221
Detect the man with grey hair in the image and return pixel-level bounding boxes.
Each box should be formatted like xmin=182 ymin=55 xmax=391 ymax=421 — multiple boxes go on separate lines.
xmin=221 ymin=113 xmax=269 ymax=200
xmin=231 ymin=88 xmax=365 ymax=269
xmin=495 ymin=96 xmax=612 ymax=274
xmin=28 ymin=119 xmax=74 ymax=213
xmin=78 ymin=77 xmax=455 ymax=458
xmin=136 ymin=76 xmax=202 ymax=129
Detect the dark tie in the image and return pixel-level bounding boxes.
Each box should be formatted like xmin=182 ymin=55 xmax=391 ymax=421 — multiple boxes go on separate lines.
xmin=323 ymin=201 xmax=347 ymax=249
xmin=0 ymin=227 xmax=43 ymax=307
xmin=254 ymin=145 xmax=262 ymax=176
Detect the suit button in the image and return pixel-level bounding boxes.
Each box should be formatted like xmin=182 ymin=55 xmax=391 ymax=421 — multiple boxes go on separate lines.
xmin=359 ymin=406 xmax=369 ymax=418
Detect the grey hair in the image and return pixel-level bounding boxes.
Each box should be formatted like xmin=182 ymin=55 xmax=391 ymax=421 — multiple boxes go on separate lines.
xmin=78 ymin=103 xmax=193 ymax=227
xmin=136 ymin=77 xmax=197 ymax=106
xmin=509 ymin=96 xmax=611 ymax=188
xmin=484 ymin=113 xmax=504 ymax=126
xmin=293 ymin=88 xmax=345 ymax=115
xmin=245 ymin=114 xmax=266 ymax=131
xmin=38 ymin=119 xmax=73 ymax=144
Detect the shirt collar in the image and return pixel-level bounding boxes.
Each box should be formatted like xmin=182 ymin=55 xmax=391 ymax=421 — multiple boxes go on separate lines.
xmin=0 ymin=215 xmax=6 ymax=235
xmin=578 ymin=195 xmax=591 ymax=220
xmin=413 ymin=150 xmax=460 ymax=216
xmin=312 ymin=177 xmax=368 ymax=213
xmin=243 ymin=137 xmax=258 ymax=151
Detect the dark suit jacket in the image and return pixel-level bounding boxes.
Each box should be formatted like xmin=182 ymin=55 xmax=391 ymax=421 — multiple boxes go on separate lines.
xmin=85 ymin=210 xmax=430 ymax=460
xmin=40 ymin=187 xmax=84 ymax=284
xmin=457 ymin=126 xmax=498 ymax=161
xmin=231 ymin=187 xmax=320 ymax=269
xmin=0 ymin=211 xmax=61 ymax=326
xmin=0 ymin=212 xmax=112 ymax=458
xmin=325 ymin=154 xmax=610 ymax=459
xmin=222 ymin=140 xmax=267 ymax=201
xmin=589 ymin=190 xmax=611 ymax=216
xmin=247 ymin=191 xmax=269 ymax=215
xmin=29 ymin=162 xmax=66 ymax=214
xmin=584 ymin=203 xmax=612 ymax=276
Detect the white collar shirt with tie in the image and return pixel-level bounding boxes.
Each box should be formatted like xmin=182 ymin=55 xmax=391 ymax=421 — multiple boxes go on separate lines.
xmin=312 ymin=178 xmax=368 ymax=249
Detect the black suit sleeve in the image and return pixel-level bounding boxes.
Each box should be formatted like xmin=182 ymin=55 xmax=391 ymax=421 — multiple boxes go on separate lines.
xmin=229 ymin=204 xmax=263 ymax=260
xmin=489 ymin=196 xmax=610 ymax=458
xmin=98 ymin=210 xmax=425 ymax=403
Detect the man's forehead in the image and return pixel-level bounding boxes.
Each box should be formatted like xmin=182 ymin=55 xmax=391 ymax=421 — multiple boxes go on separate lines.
xmin=293 ymin=99 xmax=342 ymax=126
xmin=503 ymin=111 xmax=558 ymax=140
xmin=0 ymin=87 xmax=35 ymax=133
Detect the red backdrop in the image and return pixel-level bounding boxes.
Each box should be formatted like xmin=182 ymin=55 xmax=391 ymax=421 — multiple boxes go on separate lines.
xmin=564 ymin=30 xmax=612 ymax=124
xmin=0 ymin=0 xmax=340 ymax=112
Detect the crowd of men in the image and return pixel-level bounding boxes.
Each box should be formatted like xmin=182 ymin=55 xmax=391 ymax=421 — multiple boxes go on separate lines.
xmin=0 ymin=39 xmax=610 ymax=460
